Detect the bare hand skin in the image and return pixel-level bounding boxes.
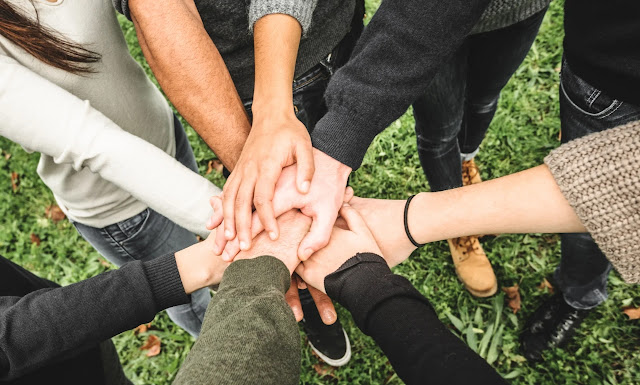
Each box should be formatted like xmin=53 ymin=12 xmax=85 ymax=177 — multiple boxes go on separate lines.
xmin=296 ymin=203 xmax=382 ymax=294
xmin=174 ymin=231 xmax=229 ymax=295
xmin=221 ymin=13 xmax=312 ymax=249
xmin=210 ymin=157 xmax=352 ymax=261
xmin=234 ymin=210 xmax=311 ymax=274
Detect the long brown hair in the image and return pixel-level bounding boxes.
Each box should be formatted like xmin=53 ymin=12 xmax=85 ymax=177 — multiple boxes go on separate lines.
xmin=0 ymin=0 xmax=100 ymax=74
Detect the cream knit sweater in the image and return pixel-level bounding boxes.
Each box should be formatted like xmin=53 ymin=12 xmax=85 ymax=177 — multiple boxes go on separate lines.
xmin=545 ymin=120 xmax=640 ymax=284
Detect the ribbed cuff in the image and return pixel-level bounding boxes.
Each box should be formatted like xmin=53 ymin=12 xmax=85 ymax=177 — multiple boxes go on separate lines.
xmin=325 ymin=253 xmax=430 ymax=333
xmin=248 ymin=0 xmax=317 ymax=35
xmin=311 ymin=108 xmax=379 ymax=170
xmin=112 ymin=0 xmax=132 ymax=20
xmin=470 ymin=0 xmax=550 ymax=34
xmin=219 ymin=256 xmax=291 ymax=294
xmin=142 ymin=253 xmax=190 ymax=311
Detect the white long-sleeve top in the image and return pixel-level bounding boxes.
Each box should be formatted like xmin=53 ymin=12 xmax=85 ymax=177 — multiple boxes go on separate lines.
xmin=0 ymin=0 xmax=220 ymax=237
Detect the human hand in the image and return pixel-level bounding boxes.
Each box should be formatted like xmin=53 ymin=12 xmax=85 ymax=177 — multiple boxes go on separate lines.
xmin=295 ymin=203 xmax=382 ymax=293
xmin=284 ymin=274 xmax=337 ymax=324
xmin=209 ymin=149 xmax=352 ymax=261
xmin=174 ymin=227 xmax=230 ymax=294
xmin=233 ymin=209 xmax=311 ymax=274
xmin=220 ymin=110 xmax=314 ymax=250
xmin=346 ymin=196 xmax=418 ymax=267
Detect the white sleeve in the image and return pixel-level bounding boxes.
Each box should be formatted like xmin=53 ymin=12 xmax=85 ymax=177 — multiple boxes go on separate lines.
xmin=0 ymin=55 xmax=220 ymax=238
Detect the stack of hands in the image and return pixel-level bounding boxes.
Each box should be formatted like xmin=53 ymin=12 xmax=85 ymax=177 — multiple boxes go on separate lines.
xmin=190 ymin=172 xmax=420 ymax=323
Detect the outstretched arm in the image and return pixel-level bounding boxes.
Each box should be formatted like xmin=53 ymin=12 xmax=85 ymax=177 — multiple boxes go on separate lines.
xmin=174 ymin=211 xmax=311 ymax=385
xmin=0 ymin=235 xmax=227 ymax=381
xmin=126 ymin=0 xmax=250 ymax=171
xmin=0 ymin=56 xmax=219 ymax=238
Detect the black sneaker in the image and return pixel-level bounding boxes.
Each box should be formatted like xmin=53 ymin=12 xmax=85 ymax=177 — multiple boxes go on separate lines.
xmin=520 ymin=292 xmax=592 ymax=362
xmin=301 ymin=299 xmax=351 ymax=367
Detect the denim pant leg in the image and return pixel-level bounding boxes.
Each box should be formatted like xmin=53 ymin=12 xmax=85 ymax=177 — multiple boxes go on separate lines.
xmin=554 ymin=60 xmax=640 ymax=309
xmin=413 ymin=8 xmax=547 ymax=192
xmin=74 ymin=115 xmax=210 ymax=337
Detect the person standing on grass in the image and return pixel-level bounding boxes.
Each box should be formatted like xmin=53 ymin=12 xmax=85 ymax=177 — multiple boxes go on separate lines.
xmin=119 ymin=0 xmax=364 ymax=367
xmin=411 ymin=1 xmax=550 ymax=298
xmin=0 ymin=0 xmax=221 ymax=337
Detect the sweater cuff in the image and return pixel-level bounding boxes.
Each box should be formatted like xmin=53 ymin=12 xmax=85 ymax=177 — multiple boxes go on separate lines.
xmin=248 ymin=0 xmax=318 ymax=35
xmin=325 ymin=253 xmax=431 ymax=333
xmin=142 ymin=253 xmax=190 ymax=311
xmin=544 ymin=120 xmax=640 ymax=284
xmin=219 ymin=255 xmax=291 ymax=294
xmin=311 ymin=108 xmax=379 ymax=170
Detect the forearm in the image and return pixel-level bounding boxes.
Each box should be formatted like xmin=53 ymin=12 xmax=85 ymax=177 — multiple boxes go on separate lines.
xmin=409 ymin=165 xmax=585 ymax=244
xmin=0 ymin=255 xmax=187 ymax=380
xmin=173 ymin=256 xmax=299 ymax=385
xmin=129 ymin=0 xmax=249 ymax=170
xmin=251 ymin=13 xmax=301 ymax=115
xmin=326 ymin=253 xmax=506 ymax=385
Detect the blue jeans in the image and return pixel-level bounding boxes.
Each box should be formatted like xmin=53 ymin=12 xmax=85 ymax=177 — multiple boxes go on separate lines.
xmin=413 ymin=8 xmax=547 ymax=191
xmin=74 ymin=115 xmax=210 ymax=337
xmin=554 ymin=59 xmax=640 ymax=309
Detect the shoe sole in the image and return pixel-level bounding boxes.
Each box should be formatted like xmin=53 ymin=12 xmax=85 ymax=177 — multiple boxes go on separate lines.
xmin=308 ymin=329 xmax=352 ymax=367
xmin=465 ymin=281 xmax=498 ymax=298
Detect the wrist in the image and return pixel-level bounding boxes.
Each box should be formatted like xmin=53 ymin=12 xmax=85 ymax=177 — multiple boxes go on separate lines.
xmin=251 ymin=95 xmax=295 ymax=118
xmin=175 ymin=242 xmax=224 ymax=294
xmin=407 ymin=192 xmax=432 ymax=245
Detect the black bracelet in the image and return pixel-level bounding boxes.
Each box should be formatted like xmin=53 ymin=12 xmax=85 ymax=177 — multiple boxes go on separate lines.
xmin=404 ymin=195 xmax=425 ymax=248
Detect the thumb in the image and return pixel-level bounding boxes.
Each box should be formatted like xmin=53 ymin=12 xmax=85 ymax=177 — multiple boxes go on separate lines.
xmin=297 ymin=210 xmax=334 ymax=260
xmin=339 ymin=203 xmax=369 ymax=234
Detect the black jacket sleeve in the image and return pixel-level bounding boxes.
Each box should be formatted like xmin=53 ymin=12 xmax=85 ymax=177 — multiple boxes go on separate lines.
xmin=310 ymin=0 xmax=491 ymax=169
xmin=0 ymin=254 xmax=188 ymax=381
xmin=325 ymin=253 xmax=508 ymax=385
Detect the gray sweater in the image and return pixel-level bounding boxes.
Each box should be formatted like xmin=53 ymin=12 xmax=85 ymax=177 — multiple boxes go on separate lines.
xmin=113 ymin=0 xmax=356 ymax=101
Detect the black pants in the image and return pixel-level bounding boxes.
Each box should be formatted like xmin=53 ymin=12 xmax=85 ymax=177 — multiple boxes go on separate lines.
xmin=0 ymin=256 xmax=126 ymax=385
xmin=413 ymin=8 xmax=547 ymax=192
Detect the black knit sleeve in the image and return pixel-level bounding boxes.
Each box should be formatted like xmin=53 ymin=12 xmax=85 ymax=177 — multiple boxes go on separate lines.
xmin=325 ymin=253 xmax=508 ymax=385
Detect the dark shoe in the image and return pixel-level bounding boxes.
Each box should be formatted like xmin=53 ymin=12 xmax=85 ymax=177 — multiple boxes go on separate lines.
xmin=520 ymin=292 xmax=592 ymax=362
xmin=301 ymin=300 xmax=351 ymax=367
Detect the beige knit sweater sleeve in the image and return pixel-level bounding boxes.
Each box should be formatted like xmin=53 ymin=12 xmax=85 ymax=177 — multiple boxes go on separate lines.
xmin=544 ymin=120 xmax=640 ymax=284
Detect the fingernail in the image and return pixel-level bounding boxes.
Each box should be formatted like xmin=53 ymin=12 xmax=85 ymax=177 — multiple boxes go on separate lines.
xmin=322 ymin=310 xmax=336 ymax=324
xmin=343 ymin=202 xmax=350 ymax=207
xmin=293 ymin=307 xmax=303 ymax=321
xmin=300 ymin=181 xmax=310 ymax=193
xmin=225 ymin=229 xmax=233 ymax=239
xmin=239 ymin=241 xmax=248 ymax=250
xmin=269 ymin=231 xmax=278 ymax=240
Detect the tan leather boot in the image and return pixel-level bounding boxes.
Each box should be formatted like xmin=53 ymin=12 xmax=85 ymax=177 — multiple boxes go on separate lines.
xmin=448 ymin=236 xmax=497 ymax=297
xmin=462 ymin=158 xmax=482 ymax=185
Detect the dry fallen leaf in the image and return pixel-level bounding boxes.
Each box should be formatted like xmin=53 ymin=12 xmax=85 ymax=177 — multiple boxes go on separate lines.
xmin=30 ymin=233 xmax=41 ymax=246
xmin=623 ymin=307 xmax=640 ymax=320
xmin=3 ymin=152 xmax=11 ymax=160
xmin=140 ymin=334 xmax=161 ymax=357
xmin=134 ymin=323 xmax=152 ymax=335
xmin=10 ymin=172 xmax=19 ymax=192
xmin=537 ymin=278 xmax=554 ymax=294
xmin=99 ymin=258 xmax=111 ymax=268
xmin=196 ymin=235 xmax=203 ymax=242
xmin=205 ymin=159 xmax=224 ymax=175
xmin=502 ymin=285 xmax=521 ymax=314
xmin=45 ymin=204 xmax=66 ymax=223
xmin=312 ymin=363 xmax=336 ymax=378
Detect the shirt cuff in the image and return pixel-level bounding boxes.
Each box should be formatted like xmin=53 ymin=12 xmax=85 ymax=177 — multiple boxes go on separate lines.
xmin=142 ymin=253 xmax=190 ymax=312
xmin=219 ymin=255 xmax=291 ymax=294
xmin=248 ymin=0 xmax=318 ymax=35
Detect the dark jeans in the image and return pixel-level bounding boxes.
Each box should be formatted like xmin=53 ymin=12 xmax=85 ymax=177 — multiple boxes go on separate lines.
xmin=242 ymin=2 xmax=364 ymax=307
xmin=413 ymin=9 xmax=546 ymax=192
xmin=554 ymin=59 xmax=640 ymax=309
xmin=0 ymin=257 xmax=129 ymax=385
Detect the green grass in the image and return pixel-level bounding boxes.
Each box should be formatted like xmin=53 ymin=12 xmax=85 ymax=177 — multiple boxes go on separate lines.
xmin=1 ymin=1 xmax=639 ymax=384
